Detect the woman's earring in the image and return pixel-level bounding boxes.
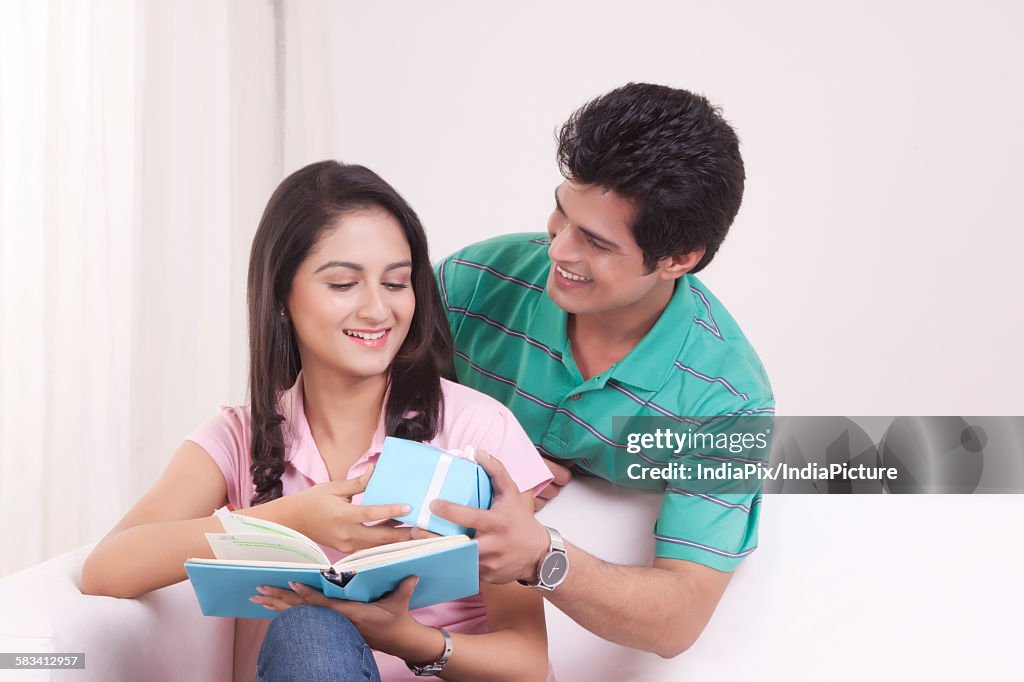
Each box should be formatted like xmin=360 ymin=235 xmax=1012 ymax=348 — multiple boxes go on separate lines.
xmin=279 ymin=308 xmax=287 ymax=321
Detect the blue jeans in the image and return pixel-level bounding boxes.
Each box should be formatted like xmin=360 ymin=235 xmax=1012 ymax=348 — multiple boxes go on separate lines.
xmin=256 ymin=605 xmax=382 ymax=682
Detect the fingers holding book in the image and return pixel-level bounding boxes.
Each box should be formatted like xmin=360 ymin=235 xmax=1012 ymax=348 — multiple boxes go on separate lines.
xmin=249 ymin=582 xmax=312 ymax=612
xmin=249 ymin=576 xmax=446 ymax=663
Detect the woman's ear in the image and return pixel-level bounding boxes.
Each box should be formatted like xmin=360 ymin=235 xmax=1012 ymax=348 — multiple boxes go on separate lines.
xmin=657 ymin=246 xmax=706 ymax=280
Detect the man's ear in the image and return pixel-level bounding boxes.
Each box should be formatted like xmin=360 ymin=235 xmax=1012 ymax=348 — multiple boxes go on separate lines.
xmin=657 ymin=246 xmax=706 ymax=280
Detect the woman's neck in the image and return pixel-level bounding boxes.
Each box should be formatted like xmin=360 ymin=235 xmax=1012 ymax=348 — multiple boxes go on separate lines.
xmin=300 ymin=364 xmax=389 ymax=475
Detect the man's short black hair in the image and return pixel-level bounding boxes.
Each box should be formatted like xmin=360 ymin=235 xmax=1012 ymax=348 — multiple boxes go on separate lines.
xmin=556 ymin=83 xmax=745 ymax=273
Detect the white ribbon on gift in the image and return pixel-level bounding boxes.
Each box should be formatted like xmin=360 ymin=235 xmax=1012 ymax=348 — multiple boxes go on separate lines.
xmin=416 ymin=445 xmax=477 ymax=529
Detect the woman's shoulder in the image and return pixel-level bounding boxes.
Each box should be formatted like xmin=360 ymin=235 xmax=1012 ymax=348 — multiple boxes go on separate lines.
xmin=187 ymin=382 xmax=303 ymax=455
xmin=436 ymin=379 xmax=552 ymax=494
xmin=439 ymin=378 xmax=515 ymax=420
xmin=436 ymin=378 xmax=525 ymax=447
xmin=186 ymin=404 xmax=253 ymax=458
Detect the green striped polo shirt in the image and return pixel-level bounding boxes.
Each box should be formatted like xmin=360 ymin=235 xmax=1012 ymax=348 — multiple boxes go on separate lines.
xmin=435 ymin=233 xmax=775 ymax=571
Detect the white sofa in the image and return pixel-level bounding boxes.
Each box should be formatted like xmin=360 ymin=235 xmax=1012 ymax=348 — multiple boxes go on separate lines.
xmin=2 ymin=480 xmax=1021 ymax=681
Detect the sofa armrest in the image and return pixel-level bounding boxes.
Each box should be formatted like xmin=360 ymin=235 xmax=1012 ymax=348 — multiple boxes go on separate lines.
xmin=0 ymin=544 xmax=234 ymax=682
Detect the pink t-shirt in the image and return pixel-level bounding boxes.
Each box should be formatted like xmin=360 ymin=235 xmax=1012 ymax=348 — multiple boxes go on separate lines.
xmin=188 ymin=373 xmax=553 ymax=682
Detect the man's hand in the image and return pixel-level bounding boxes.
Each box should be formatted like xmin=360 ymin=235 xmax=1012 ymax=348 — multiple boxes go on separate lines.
xmin=430 ymin=449 xmax=550 ymax=584
xmin=534 ymin=457 xmax=573 ymax=511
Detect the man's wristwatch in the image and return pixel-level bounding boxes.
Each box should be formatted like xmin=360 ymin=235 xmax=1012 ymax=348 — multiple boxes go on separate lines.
xmin=517 ymin=526 xmax=569 ymax=591
xmin=406 ymin=627 xmax=452 ymax=677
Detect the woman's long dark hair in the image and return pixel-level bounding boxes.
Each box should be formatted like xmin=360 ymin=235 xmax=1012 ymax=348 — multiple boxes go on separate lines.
xmin=247 ymin=161 xmax=453 ymax=506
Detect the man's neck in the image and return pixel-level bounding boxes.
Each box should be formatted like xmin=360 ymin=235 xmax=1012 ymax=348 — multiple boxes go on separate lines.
xmin=568 ymin=279 xmax=676 ymax=379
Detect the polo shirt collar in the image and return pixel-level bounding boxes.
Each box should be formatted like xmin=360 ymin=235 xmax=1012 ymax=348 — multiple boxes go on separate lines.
xmin=530 ymin=275 xmax=696 ymax=393
xmin=610 ymin=275 xmax=696 ymax=391
xmin=533 ymin=281 xmax=572 ymax=364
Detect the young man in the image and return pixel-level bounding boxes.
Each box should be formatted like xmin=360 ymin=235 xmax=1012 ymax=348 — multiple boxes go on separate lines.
xmin=430 ymin=83 xmax=774 ymax=658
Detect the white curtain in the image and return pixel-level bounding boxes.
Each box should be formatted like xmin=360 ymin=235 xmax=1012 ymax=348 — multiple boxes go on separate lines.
xmin=0 ymin=0 xmax=335 ymax=576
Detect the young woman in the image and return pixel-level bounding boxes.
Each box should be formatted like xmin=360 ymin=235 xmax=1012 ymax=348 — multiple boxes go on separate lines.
xmin=81 ymin=161 xmax=553 ymax=681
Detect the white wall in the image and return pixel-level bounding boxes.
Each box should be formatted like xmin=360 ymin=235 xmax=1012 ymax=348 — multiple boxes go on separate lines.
xmin=321 ymin=0 xmax=1024 ymax=417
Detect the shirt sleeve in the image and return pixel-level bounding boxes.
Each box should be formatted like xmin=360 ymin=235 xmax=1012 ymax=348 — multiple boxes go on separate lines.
xmin=472 ymin=403 xmax=554 ymax=497
xmin=652 ymin=400 xmax=774 ymax=571
xmin=185 ymin=405 xmax=251 ymax=509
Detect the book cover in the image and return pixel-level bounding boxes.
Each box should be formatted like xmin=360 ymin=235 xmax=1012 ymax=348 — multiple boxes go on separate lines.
xmin=184 ymin=509 xmax=479 ymax=619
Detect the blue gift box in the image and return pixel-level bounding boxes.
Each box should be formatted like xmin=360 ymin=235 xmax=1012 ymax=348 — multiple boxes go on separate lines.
xmin=362 ymin=437 xmax=493 ymax=536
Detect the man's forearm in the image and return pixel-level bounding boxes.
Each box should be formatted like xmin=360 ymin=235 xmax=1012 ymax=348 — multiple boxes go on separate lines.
xmin=428 ymin=454 xmax=731 ymax=656
xmin=545 ymin=541 xmax=726 ymax=658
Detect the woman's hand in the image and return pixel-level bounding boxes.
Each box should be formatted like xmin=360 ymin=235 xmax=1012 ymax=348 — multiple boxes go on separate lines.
xmin=257 ymin=465 xmax=414 ymax=553
xmin=252 ymin=578 xmax=447 ymax=664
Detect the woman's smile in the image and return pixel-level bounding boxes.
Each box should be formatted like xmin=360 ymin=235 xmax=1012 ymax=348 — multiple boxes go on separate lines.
xmin=342 ymin=327 xmax=391 ymax=348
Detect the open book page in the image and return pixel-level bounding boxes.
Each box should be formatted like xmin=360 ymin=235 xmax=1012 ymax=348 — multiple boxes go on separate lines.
xmin=204 ymin=532 xmax=330 ymax=566
xmin=330 ymin=535 xmax=470 ymax=572
xmin=205 ymin=507 xmax=330 ymax=564
xmin=187 ymin=557 xmax=331 ymax=569
xmin=189 ymin=535 xmax=471 ymax=572
xmin=215 ymin=507 xmax=312 ymax=542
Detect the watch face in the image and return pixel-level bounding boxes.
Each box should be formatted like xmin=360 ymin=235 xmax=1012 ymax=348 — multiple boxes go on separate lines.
xmin=539 ymin=552 xmax=568 ymax=586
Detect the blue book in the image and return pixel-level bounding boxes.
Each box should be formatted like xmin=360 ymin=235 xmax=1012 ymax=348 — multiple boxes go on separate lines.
xmin=184 ymin=509 xmax=479 ymax=619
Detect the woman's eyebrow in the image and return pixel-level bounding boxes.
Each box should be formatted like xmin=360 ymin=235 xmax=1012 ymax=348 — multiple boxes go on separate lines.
xmin=315 ymin=261 xmax=361 ymax=273
xmin=314 ymin=260 xmax=412 ymax=274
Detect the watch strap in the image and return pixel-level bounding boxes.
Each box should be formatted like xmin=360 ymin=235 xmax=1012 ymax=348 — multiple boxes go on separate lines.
xmin=547 ymin=526 xmax=565 ymax=553
xmin=407 ymin=627 xmax=452 ymax=676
